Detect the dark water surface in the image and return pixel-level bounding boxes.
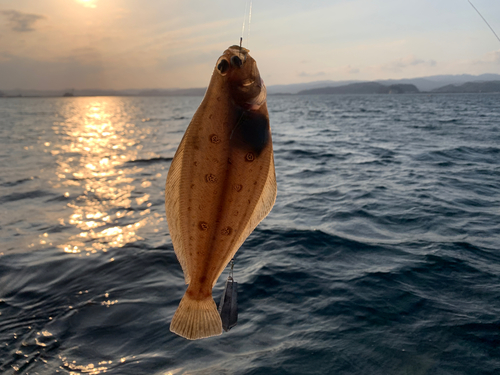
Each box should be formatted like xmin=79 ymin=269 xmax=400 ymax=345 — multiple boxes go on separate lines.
xmin=1 ymin=94 xmax=499 ymax=374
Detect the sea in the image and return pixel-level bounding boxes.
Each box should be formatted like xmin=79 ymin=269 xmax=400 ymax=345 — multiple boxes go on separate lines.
xmin=0 ymin=93 xmax=499 ymax=375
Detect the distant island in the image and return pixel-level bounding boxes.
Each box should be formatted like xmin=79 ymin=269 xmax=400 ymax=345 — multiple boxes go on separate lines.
xmin=430 ymin=81 xmax=500 ymax=93
xmin=297 ymin=82 xmax=419 ymax=95
xmin=1 ymin=74 xmax=500 ymax=97
xmin=296 ymin=80 xmax=500 ymax=95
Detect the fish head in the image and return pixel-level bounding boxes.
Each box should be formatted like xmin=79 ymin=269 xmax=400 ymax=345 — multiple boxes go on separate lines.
xmin=215 ymin=45 xmax=267 ymax=110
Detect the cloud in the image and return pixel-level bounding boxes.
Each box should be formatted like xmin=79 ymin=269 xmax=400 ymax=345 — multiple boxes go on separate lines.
xmin=65 ymin=47 xmax=103 ymax=65
xmin=0 ymin=54 xmax=105 ymax=90
xmin=298 ymin=71 xmax=326 ymax=77
xmin=1 ymin=9 xmax=46 ymax=32
xmin=382 ymin=54 xmax=437 ymax=72
xmin=472 ymin=49 xmax=500 ymax=65
xmin=343 ymin=65 xmax=360 ymax=75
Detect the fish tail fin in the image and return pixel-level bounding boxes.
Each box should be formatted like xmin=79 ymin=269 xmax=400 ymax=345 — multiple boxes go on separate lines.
xmin=170 ymin=293 xmax=222 ymax=340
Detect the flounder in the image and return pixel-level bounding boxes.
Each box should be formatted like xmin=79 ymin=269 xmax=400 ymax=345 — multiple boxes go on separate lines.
xmin=165 ymin=45 xmax=277 ymax=340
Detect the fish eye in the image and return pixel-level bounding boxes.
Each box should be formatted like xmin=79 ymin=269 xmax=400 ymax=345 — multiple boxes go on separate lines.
xmin=217 ymin=58 xmax=230 ymax=75
xmin=231 ymin=55 xmax=243 ymax=68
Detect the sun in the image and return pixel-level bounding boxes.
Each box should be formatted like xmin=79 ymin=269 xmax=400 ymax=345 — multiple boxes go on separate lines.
xmin=76 ymin=0 xmax=97 ymax=8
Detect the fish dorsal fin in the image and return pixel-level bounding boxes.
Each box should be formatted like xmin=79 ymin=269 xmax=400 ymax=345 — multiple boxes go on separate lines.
xmin=165 ymin=134 xmax=191 ymax=284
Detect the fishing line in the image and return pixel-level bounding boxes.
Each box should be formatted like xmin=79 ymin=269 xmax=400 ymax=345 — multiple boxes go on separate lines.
xmin=240 ymin=0 xmax=253 ymax=48
xmin=247 ymin=1 xmax=253 ymax=48
xmin=241 ymin=0 xmax=249 ymax=46
xmin=467 ymin=0 xmax=500 ymax=44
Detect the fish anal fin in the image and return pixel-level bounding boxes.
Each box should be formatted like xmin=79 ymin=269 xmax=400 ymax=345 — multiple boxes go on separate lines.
xmin=170 ymin=293 xmax=223 ymax=340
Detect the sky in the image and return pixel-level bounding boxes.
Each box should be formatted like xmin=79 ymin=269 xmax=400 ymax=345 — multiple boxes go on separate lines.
xmin=0 ymin=0 xmax=499 ymax=90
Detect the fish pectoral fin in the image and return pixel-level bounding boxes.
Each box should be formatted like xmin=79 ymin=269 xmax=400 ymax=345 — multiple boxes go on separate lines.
xmin=170 ymin=293 xmax=223 ymax=340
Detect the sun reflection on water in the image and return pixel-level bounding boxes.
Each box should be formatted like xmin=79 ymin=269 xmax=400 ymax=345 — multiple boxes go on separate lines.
xmin=52 ymin=98 xmax=153 ymax=254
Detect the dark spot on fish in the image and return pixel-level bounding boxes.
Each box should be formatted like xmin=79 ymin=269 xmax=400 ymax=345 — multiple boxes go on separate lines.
xmin=209 ymin=114 xmax=213 ymax=120
xmin=199 ymin=222 xmax=209 ymax=231
xmin=199 ymin=276 xmax=207 ymax=283
xmin=231 ymin=55 xmax=243 ymax=68
xmin=230 ymin=109 xmax=270 ymax=156
xmin=245 ymin=152 xmax=255 ymax=162
xmin=254 ymin=181 xmax=257 ymax=185
xmin=234 ymin=210 xmax=239 ymax=216
xmin=210 ymin=134 xmax=221 ymax=144
xmin=193 ymin=161 xmax=198 ymax=166
xmin=187 ymin=206 xmax=191 ymax=211
xmin=233 ymin=184 xmax=242 ymax=192
xmin=217 ymin=59 xmax=229 ymax=74
xmin=191 ymin=184 xmax=195 ymax=189
xmin=205 ymin=174 xmax=217 ymax=183
xmin=228 ymin=158 xmax=232 ymax=164
xmin=221 ymin=227 xmax=232 ymax=235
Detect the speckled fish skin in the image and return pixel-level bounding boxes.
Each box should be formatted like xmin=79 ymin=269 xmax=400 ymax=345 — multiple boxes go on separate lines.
xmin=165 ymin=45 xmax=277 ymax=340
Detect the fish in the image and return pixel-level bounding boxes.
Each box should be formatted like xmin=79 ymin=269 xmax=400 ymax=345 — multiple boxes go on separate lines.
xmin=165 ymin=45 xmax=277 ymax=340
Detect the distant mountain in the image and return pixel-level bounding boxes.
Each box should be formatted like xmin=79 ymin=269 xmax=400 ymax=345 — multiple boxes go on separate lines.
xmin=270 ymin=73 xmax=500 ymax=94
xmin=0 ymin=88 xmax=130 ymax=97
xmin=431 ymin=81 xmax=500 ymax=93
xmin=137 ymin=88 xmax=206 ymax=96
xmin=267 ymin=80 xmax=360 ymax=95
xmin=377 ymin=74 xmax=500 ymax=92
xmin=298 ymin=82 xmax=419 ymax=95
xmin=0 ymin=87 xmax=207 ymax=97
xmin=2 ymin=73 xmax=500 ymax=97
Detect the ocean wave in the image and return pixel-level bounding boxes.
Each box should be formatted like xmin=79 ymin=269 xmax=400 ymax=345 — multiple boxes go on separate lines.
xmin=1 ymin=94 xmax=500 ymax=375
xmin=126 ymin=156 xmax=173 ymax=165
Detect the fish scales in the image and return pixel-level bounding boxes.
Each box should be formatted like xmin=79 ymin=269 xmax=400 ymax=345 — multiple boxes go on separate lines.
xmin=165 ymin=46 xmax=277 ymax=340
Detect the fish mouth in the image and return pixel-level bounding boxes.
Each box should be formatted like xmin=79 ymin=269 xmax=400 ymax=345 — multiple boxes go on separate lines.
xmin=245 ymin=78 xmax=267 ymax=110
xmin=241 ymin=79 xmax=254 ymax=87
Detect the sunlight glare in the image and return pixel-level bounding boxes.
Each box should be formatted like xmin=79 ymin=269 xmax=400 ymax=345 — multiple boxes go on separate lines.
xmin=76 ymin=0 xmax=97 ymax=8
xmin=53 ymin=98 xmax=151 ymax=254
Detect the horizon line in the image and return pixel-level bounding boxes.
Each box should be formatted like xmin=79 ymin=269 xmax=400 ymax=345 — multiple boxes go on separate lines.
xmin=2 ymin=72 xmax=500 ymax=93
